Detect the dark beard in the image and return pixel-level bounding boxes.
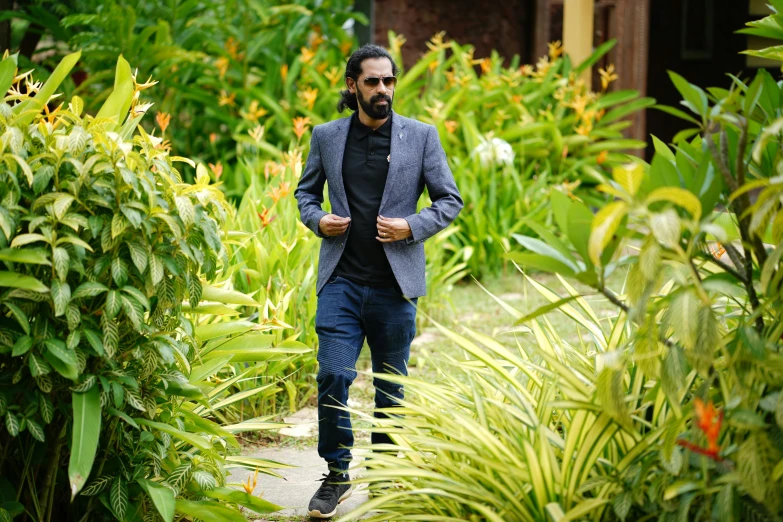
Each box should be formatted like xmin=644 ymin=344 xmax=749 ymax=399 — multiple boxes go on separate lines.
xmin=357 ymin=89 xmax=392 ymax=119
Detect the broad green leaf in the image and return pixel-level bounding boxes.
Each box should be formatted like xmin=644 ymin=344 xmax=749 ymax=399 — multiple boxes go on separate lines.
xmin=0 ymin=272 xmax=48 ymax=292
xmin=0 ymin=248 xmax=50 ymax=265
xmin=14 ymin=50 xmax=81 ymax=126
xmin=668 ymin=71 xmax=708 ymax=119
xmin=69 ymin=386 xmax=101 ymax=499
xmin=174 ymin=500 xmax=245 ymax=522
xmin=95 ymin=55 xmax=133 ymax=129
xmin=199 ymin=487 xmax=281 ymax=514
xmin=138 ymin=479 xmax=175 ymax=522
xmin=646 ymin=187 xmax=703 ymax=221
xmin=612 ymin=163 xmax=644 ymax=197
xmin=194 ymin=320 xmax=256 ymax=341
xmin=0 ymin=56 xmax=17 ymax=97
xmin=201 ymin=285 xmax=259 ymax=306
xmin=133 ymin=418 xmax=212 ymax=451
xmin=588 ymin=202 xmax=627 ymax=266
xmin=72 ymin=282 xmax=109 ymax=299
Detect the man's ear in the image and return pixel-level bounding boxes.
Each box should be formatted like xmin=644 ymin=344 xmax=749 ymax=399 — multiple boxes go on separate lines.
xmin=346 ymin=77 xmax=356 ymax=94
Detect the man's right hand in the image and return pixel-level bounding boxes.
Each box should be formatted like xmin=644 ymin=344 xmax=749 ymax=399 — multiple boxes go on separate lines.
xmin=318 ymin=214 xmax=351 ymax=236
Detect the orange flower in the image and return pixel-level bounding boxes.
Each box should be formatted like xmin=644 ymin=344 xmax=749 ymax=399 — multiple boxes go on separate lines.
xmin=218 ymin=90 xmax=236 ymax=107
xmin=300 ymin=46 xmax=316 ymax=65
xmin=340 ymin=40 xmax=353 ymax=55
xmin=257 ymin=207 xmax=275 ymax=227
xmin=280 ymin=64 xmax=289 ymax=83
xmin=480 ymin=58 xmax=492 ymax=75
xmin=299 ymin=87 xmax=318 ymax=111
xmin=596 ymin=150 xmax=608 ymax=165
xmin=316 ymin=62 xmax=328 ymax=74
xmin=215 ymin=56 xmax=230 ymax=80
xmin=243 ymin=469 xmax=258 ymax=494
xmin=444 ymin=120 xmax=458 ymax=134
xmin=43 ymin=102 xmax=63 ymax=127
xmin=268 ymin=181 xmax=291 ymax=203
xmin=694 ymin=398 xmax=722 ymax=456
xmin=511 ymin=94 xmax=523 ymax=105
xmin=155 ymin=139 xmax=172 ymax=152
xmin=324 ymin=66 xmax=342 ymax=87
xmin=208 ymin=162 xmax=223 ymax=179
xmin=292 ymin=116 xmax=311 ymax=141
xmin=156 ymin=112 xmax=171 ymax=134
xmin=209 ymin=133 xmax=218 ymax=144
xmin=264 ymin=161 xmax=283 ymax=181
xmin=519 ymin=64 xmax=534 ymax=76
xmin=225 ymin=37 xmax=241 ymax=60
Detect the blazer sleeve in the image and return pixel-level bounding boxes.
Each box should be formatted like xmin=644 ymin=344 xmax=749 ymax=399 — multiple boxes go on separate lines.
xmin=404 ymin=125 xmax=464 ymax=244
xmin=294 ymin=126 xmax=329 ymax=238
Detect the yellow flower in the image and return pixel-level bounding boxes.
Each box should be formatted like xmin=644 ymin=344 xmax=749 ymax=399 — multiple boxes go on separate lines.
xmin=299 ymin=87 xmax=319 ymax=111
xmin=575 ymin=121 xmax=593 ymax=136
xmin=292 ymin=116 xmax=311 ymax=141
xmin=243 ymin=469 xmax=258 ymax=494
xmin=599 ymin=64 xmax=619 ymax=91
xmin=309 ymin=31 xmax=325 ymax=50
xmin=596 ymin=150 xmax=608 ymax=165
xmin=480 ymin=58 xmax=492 ymax=75
xmin=389 ymin=33 xmax=406 ymax=58
xmin=218 ymin=90 xmax=236 ymax=107
xmin=155 ymin=112 xmax=171 ymax=134
xmin=520 ymin=64 xmax=534 ymax=76
xmin=280 ymin=64 xmax=289 ymax=83
xmin=241 ymin=100 xmax=268 ymax=122
xmin=282 ymin=149 xmax=303 ymax=177
xmin=340 ymin=40 xmax=353 ymax=55
xmin=426 ymin=31 xmax=447 ymax=52
xmin=249 ymin=125 xmax=265 ymax=144
xmin=428 ymin=60 xmax=439 ymax=73
xmin=444 ymin=120 xmax=458 ymax=134
xmin=325 ymin=66 xmax=342 ymax=87
xmin=316 ymin=62 xmax=328 ymax=74
xmin=511 ymin=94 xmax=523 ymax=105
xmin=300 ymin=46 xmax=316 ymax=65
xmin=215 ymin=56 xmax=230 ymax=80
xmin=569 ymin=94 xmax=589 ymax=117
xmin=548 ymin=40 xmax=563 ymax=60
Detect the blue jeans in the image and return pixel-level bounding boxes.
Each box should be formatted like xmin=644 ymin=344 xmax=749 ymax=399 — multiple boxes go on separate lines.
xmin=315 ymin=275 xmax=418 ymax=472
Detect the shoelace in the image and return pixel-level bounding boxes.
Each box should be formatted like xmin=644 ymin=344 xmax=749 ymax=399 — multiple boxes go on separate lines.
xmin=314 ymin=473 xmax=345 ymax=500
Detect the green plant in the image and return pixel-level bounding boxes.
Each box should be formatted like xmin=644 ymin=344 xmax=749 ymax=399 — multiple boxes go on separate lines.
xmin=345 ymin=8 xmax=783 ymax=521
xmin=0 ymin=53 xmax=287 ymax=521
xmin=2 ymin=0 xmax=365 ymax=195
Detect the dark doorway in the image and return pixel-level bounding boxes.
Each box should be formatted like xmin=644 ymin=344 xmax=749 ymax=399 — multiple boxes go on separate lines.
xmin=645 ymin=0 xmax=750 ymax=155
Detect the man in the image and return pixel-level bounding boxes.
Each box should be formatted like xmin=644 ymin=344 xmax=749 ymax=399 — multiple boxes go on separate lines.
xmin=294 ymin=44 xmax=463 ymax=519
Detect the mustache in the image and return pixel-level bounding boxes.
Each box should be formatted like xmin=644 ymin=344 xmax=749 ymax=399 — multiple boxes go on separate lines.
xmin=371 ymin=94 xmax=392 ymax=104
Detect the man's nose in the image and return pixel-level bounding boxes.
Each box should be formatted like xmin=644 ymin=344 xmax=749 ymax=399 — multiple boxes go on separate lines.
xmin=377 ymin=81 xmax=388 ymax=94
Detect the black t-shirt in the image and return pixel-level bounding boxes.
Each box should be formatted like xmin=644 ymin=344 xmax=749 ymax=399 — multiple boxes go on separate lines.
xmin=332 ymin=113 xmax=396 ymax=287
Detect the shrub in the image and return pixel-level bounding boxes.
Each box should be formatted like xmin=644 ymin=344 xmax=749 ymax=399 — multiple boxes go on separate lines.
xmin=350 ymin=9 xmax=783 ymax=521
xmin=0 ymin=53 xmax=281 ymax=521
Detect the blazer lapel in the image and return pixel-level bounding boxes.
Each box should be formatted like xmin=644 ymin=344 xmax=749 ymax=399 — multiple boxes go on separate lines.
xmin=379 ymin=112 xmax=407 ymax=213
xmin=324 ymin=116 xmax=351 ymax=216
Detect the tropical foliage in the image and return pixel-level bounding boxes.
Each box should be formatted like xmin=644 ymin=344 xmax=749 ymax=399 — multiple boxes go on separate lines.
xmin=0 ymin=52 xmax=295 ymax=522
xmin=350 ymin=7 xmax=783 ymax=520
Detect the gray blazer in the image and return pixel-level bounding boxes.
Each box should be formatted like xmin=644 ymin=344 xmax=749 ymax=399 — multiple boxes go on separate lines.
xmin=294 ymin=111 xmax=463 ymax=298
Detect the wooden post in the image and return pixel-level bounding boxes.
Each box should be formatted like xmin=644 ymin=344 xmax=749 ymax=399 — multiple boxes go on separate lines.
xmin=563 ymin=0 xmax=595 ymax=84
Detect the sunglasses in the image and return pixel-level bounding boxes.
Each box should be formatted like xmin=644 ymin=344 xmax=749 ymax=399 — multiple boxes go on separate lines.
xmin=362 ymin=75 xmax=398 ymax=88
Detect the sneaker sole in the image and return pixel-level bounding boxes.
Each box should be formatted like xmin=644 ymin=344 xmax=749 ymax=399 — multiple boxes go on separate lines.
xmin=307 ymin=487 xmax=353 ymax=519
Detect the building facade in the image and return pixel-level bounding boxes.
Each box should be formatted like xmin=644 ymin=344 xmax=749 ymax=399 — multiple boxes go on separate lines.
xmin=357 ymin=0 xmax=767 ymax=150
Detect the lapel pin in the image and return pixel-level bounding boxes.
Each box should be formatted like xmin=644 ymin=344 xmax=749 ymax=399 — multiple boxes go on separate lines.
xmin=387 ymin=154 xmax=391 ymax=162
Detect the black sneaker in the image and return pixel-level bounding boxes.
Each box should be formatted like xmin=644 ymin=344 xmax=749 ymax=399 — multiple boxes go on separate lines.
xmin=307 ymin=471 xmax=352 ymax=519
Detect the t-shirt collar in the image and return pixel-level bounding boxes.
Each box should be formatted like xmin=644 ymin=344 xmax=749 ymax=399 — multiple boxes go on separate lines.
xmin=352 ymin=111 xmax=392 ymax=140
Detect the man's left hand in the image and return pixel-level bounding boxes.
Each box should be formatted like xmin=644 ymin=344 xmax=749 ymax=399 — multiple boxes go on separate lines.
xmin=376 ymin=215 xmax=412 ymax=243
